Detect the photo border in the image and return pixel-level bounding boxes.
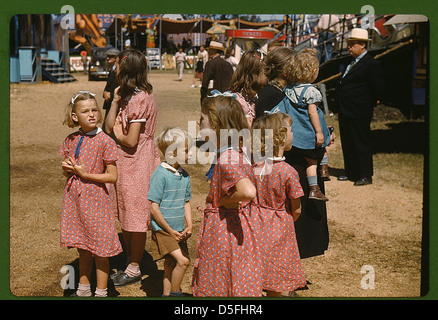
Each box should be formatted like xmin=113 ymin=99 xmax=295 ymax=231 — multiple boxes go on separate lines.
xmin=1 ymin=0 xmax=434 ymax=307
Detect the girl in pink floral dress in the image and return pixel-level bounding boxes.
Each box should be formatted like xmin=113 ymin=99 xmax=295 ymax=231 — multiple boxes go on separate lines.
xmin=252 ymin=112 xmax=307 ymax=297
xmin=105 ymin=49 xmax=161 ymax=286
xmin=59 ymin=91 xmax=122 ymax=297
xmin=229 ymin=50 xmax=267 ymax=126
xmin=192 ymin=95 xmax=263 ymax=297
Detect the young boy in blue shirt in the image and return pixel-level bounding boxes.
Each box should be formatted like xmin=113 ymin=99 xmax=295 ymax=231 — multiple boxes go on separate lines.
xmin=148 ymin=127 xmax=193 ymax=297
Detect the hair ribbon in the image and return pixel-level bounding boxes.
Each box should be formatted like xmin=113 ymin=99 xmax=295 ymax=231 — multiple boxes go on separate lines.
xmin=207 ymin=90 xmax=237 ymax=99
xmin=71 ymin=91 xmax=96 ymax=104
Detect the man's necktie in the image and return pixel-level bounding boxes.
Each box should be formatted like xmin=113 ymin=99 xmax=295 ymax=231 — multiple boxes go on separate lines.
xmin=342 ymin=59 xmax=356 ymax=78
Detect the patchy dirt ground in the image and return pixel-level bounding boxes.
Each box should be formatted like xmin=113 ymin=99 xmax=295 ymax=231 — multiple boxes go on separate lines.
xmin=9 ymin=71 xmax=425 ymax=299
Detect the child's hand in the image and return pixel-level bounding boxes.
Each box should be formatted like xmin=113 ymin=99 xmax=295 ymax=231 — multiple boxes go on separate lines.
xmin=61 ymin=158 xmax=73 ymax=172
xmin=218 ymin=195 xmax=242 ymax=210
xmin=113 ymin=115 xmax=125 ymax=139
xmin=169 ymin=229 xmax=184 ymax=242
xmin=64 ymin=156 xmax=87 ymax=178
xmin=328 ymin=133 xmax=336 ymax=146
xmin=315 ymin=132 xmax=324 ymax=147
xmin=181 ymin=227 xmax=193 ymax=241
xmin=113 ymin=86 xmax=121 ymax=103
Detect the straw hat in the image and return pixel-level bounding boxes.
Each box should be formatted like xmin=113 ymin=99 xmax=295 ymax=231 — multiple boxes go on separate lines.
xmin=348 ymin=28 xmax=371 ymax=42
xmin=208 ymin=41 xmax=225 ymax=51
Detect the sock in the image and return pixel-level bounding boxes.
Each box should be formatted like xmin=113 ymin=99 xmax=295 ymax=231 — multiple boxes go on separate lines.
xmin=320 ymin=155 xmax=328 ymax=165
xmin=94 ymin=288 xmax=108 ymax=297
xmin=307 ymin=175 xmax=318 ymax=186
xmin=76 ymin=283 xmax=92 ymax=297
xmin=125 ymin=263 xmax=141 ymax=278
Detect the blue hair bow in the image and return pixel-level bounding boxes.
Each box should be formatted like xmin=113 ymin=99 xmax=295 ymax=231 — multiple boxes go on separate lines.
xmin=207 ymin=90 xmax=237 ymax=99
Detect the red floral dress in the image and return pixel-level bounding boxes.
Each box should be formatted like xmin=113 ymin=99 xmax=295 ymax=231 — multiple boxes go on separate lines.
xmin=254 ymin=160 xmax=307 ymax=292
xmin=192 ymin=148 xmax=263 ymax=297
xmin=114 ymin=90 xmax=161 ymax=232
xmin=59 ymin=129 xmax=122 ymax=257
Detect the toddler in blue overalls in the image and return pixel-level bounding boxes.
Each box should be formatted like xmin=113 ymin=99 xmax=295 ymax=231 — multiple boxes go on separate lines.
xmin=284 ymin=49 xmax=333 ymax=201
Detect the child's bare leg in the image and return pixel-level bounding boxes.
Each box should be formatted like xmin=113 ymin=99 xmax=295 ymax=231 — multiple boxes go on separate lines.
xmin=94 ymin=256 xmax=109 ymax=297
xmin=76 ymin=249 xmax=93 ymax=296
xmin=266 ymin=290 xmax=282 ymax=297
xmin=305 ymin=157 xmax=318 ymax=182
xmin=123 ymin=230 xmax=145 ymax=277
xmin=163 ymin=256 xmax=176 ymax=296
xmin=168 ymin=248 xmax=190 ymax=294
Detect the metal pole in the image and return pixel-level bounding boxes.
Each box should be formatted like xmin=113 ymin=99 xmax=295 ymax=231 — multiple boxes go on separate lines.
xmin=159 ymin=15 xmax=162 ymax=70
xmin=120 ymin=15 xmax=125 ymax=51
xmin=200 ymin=15 xmax=203 ymax=46
xmin=115 ymin=15 xmax=117 ymax=49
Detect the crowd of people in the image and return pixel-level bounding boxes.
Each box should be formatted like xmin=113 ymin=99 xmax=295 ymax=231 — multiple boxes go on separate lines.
xmin=58 ymin=27 xmax=383 ymax=297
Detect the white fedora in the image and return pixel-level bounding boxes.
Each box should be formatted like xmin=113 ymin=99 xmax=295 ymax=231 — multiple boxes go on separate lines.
xmin=348 ymin=28 xmax=371 ymax=42
xmin=208 ymin=40 xmax=225 ymax=51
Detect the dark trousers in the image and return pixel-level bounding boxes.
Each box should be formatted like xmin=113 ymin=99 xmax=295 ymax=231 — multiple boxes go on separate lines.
xmin=338 ymin=113 xmax=373 ymax=180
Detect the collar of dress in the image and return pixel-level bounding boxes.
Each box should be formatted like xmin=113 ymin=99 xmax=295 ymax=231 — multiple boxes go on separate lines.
xmin=80 ymin=127 xmax=102 ymax=136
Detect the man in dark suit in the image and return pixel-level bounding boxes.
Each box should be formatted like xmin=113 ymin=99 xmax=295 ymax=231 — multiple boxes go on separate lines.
xmin=336 ymin=28 xmax=385 ymax=186
xmin=102 ymin=48 xmax=120 ymax=134
xmin=200 ymin=41 xmax=234 ymax=102
xmin=102 ymin=48 xmax=120 ymax=115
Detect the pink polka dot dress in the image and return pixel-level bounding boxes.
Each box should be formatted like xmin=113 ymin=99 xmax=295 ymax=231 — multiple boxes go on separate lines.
xmin=235 ymin=92 xmax=256 ymax=123
xmin=192 ymin=148 xmax=263 ymax=297
xmin=115 ymin=90 xmax=161 ymax=232
xmin=254 ymin=160 xmax=307 ymax=292
xmin=58 ymin=129 xmax=122 ymax=257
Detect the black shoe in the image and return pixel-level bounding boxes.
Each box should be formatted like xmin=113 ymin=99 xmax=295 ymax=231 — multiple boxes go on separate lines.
xmin=337 ymin=175 xmax=349 ymax=181
xmin=354 ymin=177 xmax=372 ymax=186
xmin=110 ymin=269 xmax=124 ymax=280
xmin=112 ymin=272 xmax=142 ymax=287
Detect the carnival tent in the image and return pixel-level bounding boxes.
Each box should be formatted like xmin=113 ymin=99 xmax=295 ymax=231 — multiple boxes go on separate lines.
xmin=106 ymin=16 xmax=283 ymax=35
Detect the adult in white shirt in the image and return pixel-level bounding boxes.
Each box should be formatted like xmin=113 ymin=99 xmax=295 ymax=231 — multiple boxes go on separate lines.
xmin=199 ymin=45 xmax=209 ymax=69
xmin=175 ymin=47 xmax=187 ymax=81
xmin=314 ymin=14 xmax=340 ymax=63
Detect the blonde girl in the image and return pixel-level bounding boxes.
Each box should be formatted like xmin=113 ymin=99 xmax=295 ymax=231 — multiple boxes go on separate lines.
xmin=252 ymin=112 xmax=306 ymax=297
xmin=59 ymin=91 xmax=122 ymax=297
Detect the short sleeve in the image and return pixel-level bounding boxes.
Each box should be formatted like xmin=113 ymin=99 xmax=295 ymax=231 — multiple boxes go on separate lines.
xmin=58 ymin=138 xmax=69 ymax=159
xmin=235 ymin=93 xmax=255 ymax=118
xmin=185 ymin=176 xmax=192 ymax=202
xmin=148 ymin=168 xmax=165 ymax=204
xmin=303 ymin=86 xmax=322 ymax=105
xmin=218 ymin=151 xmax=251 ymax=195
xmin=58 ymin=134 xmax=75 ymax=159
xmin=102 ymin=135 xmax=118 ymax=163
xmin=285 ymin=167 xmax=304 ymax=199
xmin=126 ymin=91 xmax=154 ymax=123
